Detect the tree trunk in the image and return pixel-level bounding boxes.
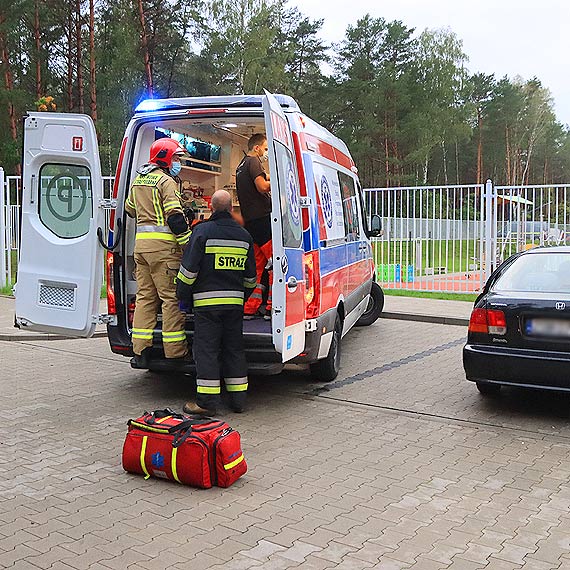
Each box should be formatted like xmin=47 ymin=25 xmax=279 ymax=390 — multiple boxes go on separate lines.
xmin=0 ymin=20 xmax=17 ymax=143
xmin=522 ymin=140 xmax=534 ymax=186
xmin=455 ymin=140 xmax=460 ymax=185
xmin=75 ymin=0 xmax=84 ymax=113
xmin=137 ymin=0 xmax=154 ymax=97
xmin=505 ymin=125 xmax=511 ymax=185
xmin=384 ymin=112 xmax=390 ymax=187
xmin=34 ymin=1 xmax=42 ymax=100
xmin=89 ymin=0 xmax=97 ymax=121
xmin=0 ymin=17 xmax=19 ymax=174
xmin=441 ymin=140 xmax=448 ymax=185
xmin=67 ymin=6 xmax=74 ymax=111
xmin=476 ymin=109 xmax=483 ymax=185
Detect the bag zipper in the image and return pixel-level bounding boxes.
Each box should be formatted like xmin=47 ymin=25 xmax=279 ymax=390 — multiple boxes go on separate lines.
xmin=211 ymin=427 xmax=233 ymax=486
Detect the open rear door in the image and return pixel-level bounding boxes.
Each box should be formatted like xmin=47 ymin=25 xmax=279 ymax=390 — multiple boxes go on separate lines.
xmin=15 ymin=112 xmax=105 ymax=337
xmin=263 ymin=91 xmax=306 ymax=361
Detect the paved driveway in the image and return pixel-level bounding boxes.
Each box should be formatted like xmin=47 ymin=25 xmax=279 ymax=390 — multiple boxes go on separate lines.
xmin=1 ymin=320 xmax=570 ymax=569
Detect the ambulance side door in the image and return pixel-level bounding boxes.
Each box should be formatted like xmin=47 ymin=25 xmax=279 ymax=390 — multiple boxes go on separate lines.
xmin=15 ymin=112 xmax=106 ymax=337
xmin=262 ymin=91 xmax=306 ymax=361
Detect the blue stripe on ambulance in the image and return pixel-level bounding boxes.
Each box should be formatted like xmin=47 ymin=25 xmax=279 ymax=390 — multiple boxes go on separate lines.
xmin=319 ymin=243 xmax=349 ymax=276
xmin=346 ymin=241 xmax=361 ymax=266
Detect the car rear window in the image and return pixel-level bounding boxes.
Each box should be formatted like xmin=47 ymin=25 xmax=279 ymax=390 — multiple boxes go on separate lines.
xmin=493 ymin=253 xmax=570 ymax=293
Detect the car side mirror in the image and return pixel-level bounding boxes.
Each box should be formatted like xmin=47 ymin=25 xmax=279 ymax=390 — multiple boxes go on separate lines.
xmin=368 ymin=215 xmax=383 ymax=238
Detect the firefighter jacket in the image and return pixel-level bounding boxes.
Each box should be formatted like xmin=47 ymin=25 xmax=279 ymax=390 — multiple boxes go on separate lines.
xmin=125 ymin=164 xmax=191 ymax=253
xmin=176 ymin=210 xmax=257 ymax=310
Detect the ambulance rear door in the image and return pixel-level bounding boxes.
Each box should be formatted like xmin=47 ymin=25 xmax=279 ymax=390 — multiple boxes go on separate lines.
xmin=15 ymin=112 xmax=107 ymax=337
xmin=262 ymin=91 xmax=306 ymax=361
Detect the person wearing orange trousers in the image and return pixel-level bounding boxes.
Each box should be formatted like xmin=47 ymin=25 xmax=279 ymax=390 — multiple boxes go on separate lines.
xmin=235 ymin=133 xmax=272 ymax=318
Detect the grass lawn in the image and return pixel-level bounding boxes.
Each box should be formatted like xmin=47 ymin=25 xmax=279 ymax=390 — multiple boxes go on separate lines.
xmin=1 ymin=251 xmax=17 ymax=296
xmin=373 ymin=238 xmax=526 ymax=275
xmin=373 ymin=239 xmax=482 ymax=275
xmin=383 ymin=288 xmax=478 ymax=302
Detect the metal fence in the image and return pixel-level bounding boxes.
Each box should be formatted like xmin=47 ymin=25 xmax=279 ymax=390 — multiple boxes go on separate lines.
xmin=364 ymin=181 xmax=570 ymax=294
xmin=0 ymin=170 xmax=113 ymax=288
xmin=3 ymin=172 xmax=570 ymax=294
xmin=364 ymin=184 xmax=486 ymax=294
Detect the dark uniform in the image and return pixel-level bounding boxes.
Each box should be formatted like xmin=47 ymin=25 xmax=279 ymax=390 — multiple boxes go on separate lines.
xmin=176 ymin=210 xmax=257 ymax=411
xmin=236 ymin=154 xmax=272 ymax=315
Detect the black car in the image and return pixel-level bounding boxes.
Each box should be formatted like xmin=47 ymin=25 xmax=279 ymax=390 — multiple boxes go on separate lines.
xmin=463 ymin=246 xmax=570 ymax=395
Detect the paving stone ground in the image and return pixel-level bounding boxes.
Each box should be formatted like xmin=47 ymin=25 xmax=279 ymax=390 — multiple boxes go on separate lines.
xmin=1 ymin=319 xmax=570 ymax=569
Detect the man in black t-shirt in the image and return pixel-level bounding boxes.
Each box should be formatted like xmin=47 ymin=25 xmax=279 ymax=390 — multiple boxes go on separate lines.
xmin=236 ymin=133 xmax=273 ymax=318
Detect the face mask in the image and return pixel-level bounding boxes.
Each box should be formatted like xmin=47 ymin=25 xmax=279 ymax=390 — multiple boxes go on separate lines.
xmin=262 ymin=151 xmax=269 ymax=160
xmin=169 ymin=161 xmax=181 ymax=177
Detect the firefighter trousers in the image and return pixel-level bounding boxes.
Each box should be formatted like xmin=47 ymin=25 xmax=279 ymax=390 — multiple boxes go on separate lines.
xmin=132 ymin=250 xmax=188 ymax=359
xmin=193 ymin=309 xmax=248 ymax=410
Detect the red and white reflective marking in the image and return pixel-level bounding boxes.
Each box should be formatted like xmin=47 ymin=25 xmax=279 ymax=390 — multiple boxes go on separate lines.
xmin=270 ymin=112 xmax=291 ymax=150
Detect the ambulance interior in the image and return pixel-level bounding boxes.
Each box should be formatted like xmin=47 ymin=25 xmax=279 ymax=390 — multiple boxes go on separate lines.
xmin=123 ymin=116 xmax=273 ymax=334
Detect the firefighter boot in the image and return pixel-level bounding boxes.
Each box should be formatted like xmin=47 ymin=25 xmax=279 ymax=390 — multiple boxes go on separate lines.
xmin=183 ymin=401 xmax=216 ymax=417
xmin=130 ymin=347 xmax=152 ymax=369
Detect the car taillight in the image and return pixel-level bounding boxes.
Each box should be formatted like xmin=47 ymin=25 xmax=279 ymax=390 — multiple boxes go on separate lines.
xmin=304 ymin=250 xmax=320 ymax=319
xmin=106 ymin=252 xmax=116 ymax=315
xmin=305 ymin=254 xmax=314 ymax=304
xmin=468 ymin=308 xmax=506 ymax=335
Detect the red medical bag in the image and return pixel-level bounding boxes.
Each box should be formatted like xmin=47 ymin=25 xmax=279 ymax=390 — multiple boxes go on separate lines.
xmin=122 ymin=409 xmax=247 ymax=488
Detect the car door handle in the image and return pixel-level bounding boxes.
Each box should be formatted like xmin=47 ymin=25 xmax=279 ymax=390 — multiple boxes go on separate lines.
xmin=287 ymin=276 xmax=298 ymax=292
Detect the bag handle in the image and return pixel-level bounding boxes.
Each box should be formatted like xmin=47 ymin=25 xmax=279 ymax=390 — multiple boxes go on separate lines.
xmin=168 ymin=417 xmax=214 ymax=434
xmin=170 ymin=416 xmax=218 ymax=448
xmin=145 ymin=408 xmax=185 ymax=425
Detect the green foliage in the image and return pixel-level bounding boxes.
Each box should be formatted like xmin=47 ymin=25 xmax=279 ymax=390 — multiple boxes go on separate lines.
xmin=0 ymin=1 xmax=567 ymax=187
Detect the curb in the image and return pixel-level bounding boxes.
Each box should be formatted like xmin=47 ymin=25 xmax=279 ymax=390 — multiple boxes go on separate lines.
xmin=0 ymin=312 xmax=469 ymax=342
xmin=0 ymin=330 xmax=108 ymax=342
xmin=379 ymin=312 xmax=469 ymax=327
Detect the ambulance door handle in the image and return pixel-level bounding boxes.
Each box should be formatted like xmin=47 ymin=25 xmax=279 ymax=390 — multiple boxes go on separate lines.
xmin=286 ymin=276 xmax=298 ymax=292
xmin=30 ymin=174 xmax=36 ymax=205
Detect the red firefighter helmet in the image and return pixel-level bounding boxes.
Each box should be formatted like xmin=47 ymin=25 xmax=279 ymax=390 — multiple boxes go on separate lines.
xmin=149 ymin=138 xmax=187 ymax=168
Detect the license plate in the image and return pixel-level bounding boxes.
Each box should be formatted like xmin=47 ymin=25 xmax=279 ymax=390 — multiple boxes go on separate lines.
xmin=525 ymin=318 xmax=570 ymax=337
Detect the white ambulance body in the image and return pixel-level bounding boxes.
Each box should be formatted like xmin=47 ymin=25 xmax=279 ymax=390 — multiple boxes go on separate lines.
xmin=15 ymin=93 xmax=383 ymax=380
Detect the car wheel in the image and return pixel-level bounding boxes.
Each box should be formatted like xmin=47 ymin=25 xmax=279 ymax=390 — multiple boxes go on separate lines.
xmin=476 ymin=381 xmax=501 ymax=396
xmin=356 ymin=282 xmax=384 ymax=327
xmin=310 ymin=315 xmax=342 ymax=382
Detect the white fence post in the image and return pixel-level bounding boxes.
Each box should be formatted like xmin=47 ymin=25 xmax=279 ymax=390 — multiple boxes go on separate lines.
xmin=484 ymin=179 xmax=496 ymax=282
xmin=0 ymin=167 xmax=6 ymax=288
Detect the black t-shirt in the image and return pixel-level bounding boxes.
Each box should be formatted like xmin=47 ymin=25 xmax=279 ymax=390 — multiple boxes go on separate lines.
xmin=236 ymin=155 xmax=271 ymax=223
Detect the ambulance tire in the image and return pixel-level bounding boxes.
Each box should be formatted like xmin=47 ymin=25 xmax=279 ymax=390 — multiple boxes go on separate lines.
xmin=310 ymin=315 xmax=342 ymax=382
xmin=356 ymin=282 xmax=384 ymax=327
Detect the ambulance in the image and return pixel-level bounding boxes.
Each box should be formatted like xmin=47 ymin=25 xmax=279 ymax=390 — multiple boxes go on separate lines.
xmin=15 ymin=92 xmax=383 ymax=381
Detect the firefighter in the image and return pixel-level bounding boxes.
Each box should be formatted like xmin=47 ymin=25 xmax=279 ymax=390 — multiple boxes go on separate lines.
xmin=125 ymin=137 xmax=192 ymax=368
xmin=176 ymin=190 xmax=256 ymax=415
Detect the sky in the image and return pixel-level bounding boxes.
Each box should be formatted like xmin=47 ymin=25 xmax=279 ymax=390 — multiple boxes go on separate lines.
xmin=301 ymin=0 xmax=570 ymax=127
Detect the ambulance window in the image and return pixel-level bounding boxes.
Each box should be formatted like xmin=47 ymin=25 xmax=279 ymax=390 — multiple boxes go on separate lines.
xmin=38 ymin=164 xmax=93 ymax=239
xmin=274 ymin=145 xmax=302 ymax=247
xmin=338 ymin=172 xmax=359 ymax=240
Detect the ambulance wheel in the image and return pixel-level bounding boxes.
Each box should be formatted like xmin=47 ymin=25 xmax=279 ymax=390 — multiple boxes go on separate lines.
xmin=310 ymin=315 xmax=342 ymax=382
xmin=356 ymin=282 xmax=384 ymax=326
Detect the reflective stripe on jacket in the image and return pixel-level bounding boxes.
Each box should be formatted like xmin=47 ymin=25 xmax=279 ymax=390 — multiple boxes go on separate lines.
xmin=125 ymin=166 xmax=190 ymax=253
xmin=176 ymin=211 xmax=257 ymax=310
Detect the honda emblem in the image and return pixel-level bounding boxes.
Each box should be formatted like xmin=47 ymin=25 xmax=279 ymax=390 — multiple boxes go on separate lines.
xmin=556 ymin=302 xmax=566 ymax=310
